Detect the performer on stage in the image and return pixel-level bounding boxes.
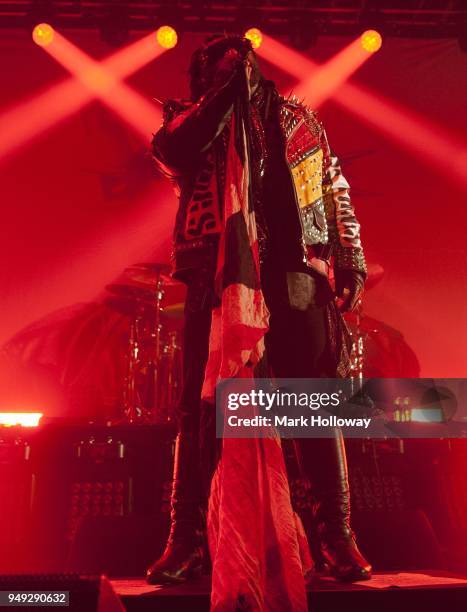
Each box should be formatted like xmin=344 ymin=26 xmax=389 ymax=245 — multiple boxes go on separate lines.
xmin=147 ymin=35 xmax=371 ymax=585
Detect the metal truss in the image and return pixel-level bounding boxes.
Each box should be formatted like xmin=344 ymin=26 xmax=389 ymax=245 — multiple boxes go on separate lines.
xmin=0 ymin=1 xmax=465 ymax=38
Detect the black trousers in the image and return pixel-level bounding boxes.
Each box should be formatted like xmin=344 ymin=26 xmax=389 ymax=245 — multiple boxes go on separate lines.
xmin=177 ymin=263 xmax=337 ymax=427
xmin=176 ymin=264 xmax=339 ymax=499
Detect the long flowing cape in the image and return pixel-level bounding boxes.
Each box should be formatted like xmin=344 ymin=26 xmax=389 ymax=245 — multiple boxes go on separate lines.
xmin=202 ymin=101 xmax=311 ymax=611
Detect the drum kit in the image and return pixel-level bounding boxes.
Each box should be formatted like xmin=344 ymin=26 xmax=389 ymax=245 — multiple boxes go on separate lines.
xmin=107 ymin=261 xmax=385 ymax=424
xmin=106 ymin=263 xmax=184 ymax=424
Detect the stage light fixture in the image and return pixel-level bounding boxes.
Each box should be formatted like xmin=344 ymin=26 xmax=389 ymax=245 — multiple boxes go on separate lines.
xmin=32 ymin=23 xmax=55 ymax=47
xmin=156 ymin=25 xmax=178 ymax=49
xmin=245 ymin=27 xmax=263 ymax=50
xmin=361 ymin=30 xmax=382 ymax=53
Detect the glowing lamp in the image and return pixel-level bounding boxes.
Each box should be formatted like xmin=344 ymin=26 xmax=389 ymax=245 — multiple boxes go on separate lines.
xmin=32 ymin=23 xmax=55 ymax=47
xmin=361 ymin=30 xmax=382 ymax=53
xmin=0 ymin=412 xmax=43 ymax=427
xmin=156 ymin=25 xmax=178 ymax=49
xmin=245 ymin=28 xmax=263 ymax=50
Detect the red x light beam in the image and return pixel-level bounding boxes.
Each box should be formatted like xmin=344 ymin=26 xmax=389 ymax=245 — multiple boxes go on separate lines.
xmin=0 ymin=27 xmax=167 ymax=161
xmin=294 ymin=35 xmax=380 ymax=108
xmin=39 ymin=29 xmax=161 ymax=138
xmin=0 ymin=27 xmax=178 ymax=353
xmin=258 ymin=34 xmax=467 ymax=188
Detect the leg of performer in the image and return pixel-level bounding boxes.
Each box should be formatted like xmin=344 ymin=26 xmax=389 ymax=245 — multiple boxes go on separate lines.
xmin=264 ymin=267 xmax=371 ymax=582
xmin=147 ymin=272 xmax=213 ymax=584
xmin=294 ymin=431 xmax=372 ymax=582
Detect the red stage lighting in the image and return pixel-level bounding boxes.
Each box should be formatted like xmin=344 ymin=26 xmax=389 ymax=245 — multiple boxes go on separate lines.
xmin=0 ymin=30 xmax=168 ymax=161
xmin=361 ymin=30 xmax=383 ymax=53
xmin=245 ymin=28 xmax=263 ymax=50
xmin=0 ymin=413 xmax=43 ymax=427
xmin=156 ymin=25 xmax=178 ymax=49
xmin=35 ymin=30 xmax=162 ymax=139
xmin=258 ymin=33 xmax=467 ymax=189
xmin=32 ymin=23 xmax=55 ymax=47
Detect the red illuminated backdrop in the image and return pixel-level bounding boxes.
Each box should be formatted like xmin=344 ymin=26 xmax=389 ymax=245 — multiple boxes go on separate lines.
xmin=1 ymin=28 xmax=466 ymax=400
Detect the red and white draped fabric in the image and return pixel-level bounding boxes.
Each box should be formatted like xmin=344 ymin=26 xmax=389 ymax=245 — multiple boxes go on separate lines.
xmin=202 ymin=112 xmax=311 ymax=611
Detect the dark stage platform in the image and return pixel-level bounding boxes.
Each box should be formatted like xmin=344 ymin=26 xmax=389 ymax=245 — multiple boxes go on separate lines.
xmin=112 ymin=571 xmax=467 ymax=612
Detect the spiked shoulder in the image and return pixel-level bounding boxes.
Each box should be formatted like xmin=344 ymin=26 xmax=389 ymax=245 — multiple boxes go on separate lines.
xmin=278 ymin=94 xmax=323 ymax=140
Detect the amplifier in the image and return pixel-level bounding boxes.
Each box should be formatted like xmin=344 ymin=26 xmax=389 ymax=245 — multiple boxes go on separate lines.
xmin=346 ymin=438 xmax=411 ymax=513
xmin=0 ymin=435 xmax=34 ymax=573
xmin=15 ymin=422 xmax=175 ymax=573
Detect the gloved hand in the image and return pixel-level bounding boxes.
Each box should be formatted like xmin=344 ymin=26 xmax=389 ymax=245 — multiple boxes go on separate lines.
xmin=334 ymin=269 xmax=365 ymax=313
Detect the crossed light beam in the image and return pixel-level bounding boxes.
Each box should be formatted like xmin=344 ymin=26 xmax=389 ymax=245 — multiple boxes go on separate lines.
xmin=0 ymin=25 xmax=179 ymax=342
xmin=258 ymin=34 xmax=467 ymax=189
xmin=0 ymin=27 xmax=167 ymax=161
xmin=0 ymin=26 xmax=380 ymax=164
xmin=294 ymin=33 xmax=381 ymax=108
xmin=1 ymin=25 xmax=466 ymax=190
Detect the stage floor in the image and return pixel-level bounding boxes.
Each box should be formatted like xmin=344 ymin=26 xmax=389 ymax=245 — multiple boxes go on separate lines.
xmin=112 ymin=570 xmax=467 ymax=611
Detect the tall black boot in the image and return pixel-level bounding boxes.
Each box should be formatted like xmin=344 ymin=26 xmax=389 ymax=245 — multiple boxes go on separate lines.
xmin=294 ymin=430 xmax=372 ymax=582
xmin=146 ymin=432 xmax=204 ymax=584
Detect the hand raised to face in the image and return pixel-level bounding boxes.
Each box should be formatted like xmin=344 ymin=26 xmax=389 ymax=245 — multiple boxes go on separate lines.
xmin=211 ymin=48 xmax=261 ymax=96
